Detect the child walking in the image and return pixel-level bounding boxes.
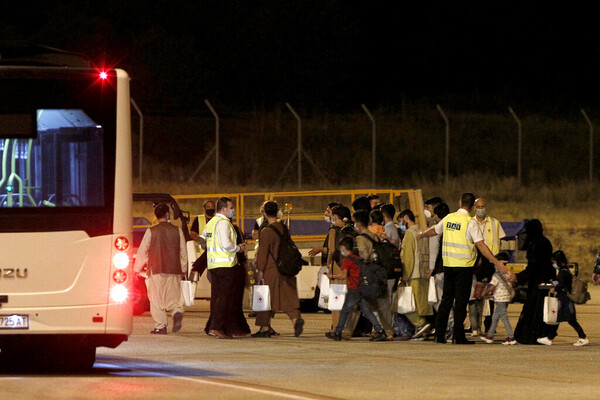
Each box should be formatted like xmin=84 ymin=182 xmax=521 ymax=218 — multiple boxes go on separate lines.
xmin=326 ymin=237 xmax=387 ymax=342
xmin=537 ymin=250 xmax=589 ymax=346
xmin=481 ymin=252 xmax=517 ymax=345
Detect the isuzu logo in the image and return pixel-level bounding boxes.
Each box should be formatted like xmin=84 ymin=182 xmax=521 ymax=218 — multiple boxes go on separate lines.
xmin=0 ymin=269 xmax=28 ymax=278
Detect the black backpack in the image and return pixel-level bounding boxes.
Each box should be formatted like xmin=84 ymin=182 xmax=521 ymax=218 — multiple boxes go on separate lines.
xmin=360 ymin=233 xmax=402 ymax=279
xmin=345 ymin=254 xmax=387 ymax=301
xmin=358 ymin=259 xmax=388 ymax=301
xmin=266 ymin=224 xmax=303 ymax=277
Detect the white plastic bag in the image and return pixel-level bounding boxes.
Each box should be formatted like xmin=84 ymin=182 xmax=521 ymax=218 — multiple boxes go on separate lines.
xmin=397 ymin=285 xmax=416 ymax=314
xmin=318 ymin=274 xmax=330 ymax=309
xmin=252 ymin=284 xmax=271 ymax=311
xmin=482 ymin=298 xmax=491 ymax=317
xmin=543 ymin=296 xmax=558 ymax=325
xmin=181 ymin=280 xmax=197 ymax=307
xmin=427 ymin=276 xmax=437 ymax=304
xmin=327 ymin=284 xmax=347 ymax=311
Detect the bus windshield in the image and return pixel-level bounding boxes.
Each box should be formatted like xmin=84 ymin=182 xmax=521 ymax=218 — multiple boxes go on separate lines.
xmin=1 ymin=109 xmax=104 ymax=208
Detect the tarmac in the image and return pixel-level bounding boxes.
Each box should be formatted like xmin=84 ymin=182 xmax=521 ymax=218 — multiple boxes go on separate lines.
xmin=106 ymin=285 xmax=600 ymax=399
xmin=3 ymin=286 xmax=600 ymax=399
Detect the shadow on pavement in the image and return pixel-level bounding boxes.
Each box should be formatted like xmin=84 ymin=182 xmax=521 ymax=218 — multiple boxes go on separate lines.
xmin=0 ymin=354 xmax=231 ymax=378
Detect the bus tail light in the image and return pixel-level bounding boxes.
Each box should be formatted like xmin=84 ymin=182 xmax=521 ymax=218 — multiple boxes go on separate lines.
xmin=113 ymin=252 xmax=129 ymax=269
xmin=113 ymin=270 xmax=127 ymax=284
xmin=114 ymin=236 xmax=129 ymax=251
xmin=110 ymin=285 xmax=128 ymax=303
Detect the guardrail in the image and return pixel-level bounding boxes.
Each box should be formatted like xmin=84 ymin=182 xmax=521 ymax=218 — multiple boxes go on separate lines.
xmin=170 ymin=189 xmax=427 ymax=244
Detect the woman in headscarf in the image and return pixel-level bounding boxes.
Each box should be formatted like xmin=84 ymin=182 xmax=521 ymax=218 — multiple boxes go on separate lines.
xmin=514 ymin=219 xmax=557 ymax=344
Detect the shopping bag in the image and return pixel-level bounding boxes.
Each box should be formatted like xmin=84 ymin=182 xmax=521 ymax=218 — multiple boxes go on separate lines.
xmin=427 ymin=276 xmax=438 ymax=304
xmin=543 ymin=296 xmax=558 ymax=325
xmin=252 ymin=284 xmax=271 ymax=311
xmin=397 ymin=285 xmax=416 ymax=314
xmin=318 ymin=274 xmax=330 ymax=309
xmin=327 ymin=284 xmax=347 ymax=311
xmin=482 ymin=299 xmax=491 ymax=317
xmin=181 ymin=280 xmax=196 ymax=307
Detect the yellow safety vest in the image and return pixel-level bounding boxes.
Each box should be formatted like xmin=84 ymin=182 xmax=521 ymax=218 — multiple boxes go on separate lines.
xmin=442 ymin=211 xmax=476 ymax=267
xmin=474 ymin=216 xmax=501 ymax=255
xmin=205 ymin=215 xmax=238 ymax=269
xmin=195 ymin=215 xmax=209 ymax=235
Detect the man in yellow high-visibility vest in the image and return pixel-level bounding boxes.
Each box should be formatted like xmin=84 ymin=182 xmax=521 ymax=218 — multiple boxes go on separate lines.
xmin=469 ymin=197 xmax=506 ymax=337
xmin=420 ymin=193 xmax=509 ymax=344
xmin=199 ymin=197 xmax=250 ymax=339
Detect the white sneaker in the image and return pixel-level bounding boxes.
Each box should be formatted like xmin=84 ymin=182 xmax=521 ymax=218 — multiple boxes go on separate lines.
xmin=502 ymin=337 xmax=518 ymax=345
xmin=537 ymin=337 xmax=553 ymax=346
xmin=480 ymin=335 xmax=494 ymax=344
xmin=574 ymin=338 xmax=589 ymax=347
xmin=470 ymin=330 xmax=479 ymax=338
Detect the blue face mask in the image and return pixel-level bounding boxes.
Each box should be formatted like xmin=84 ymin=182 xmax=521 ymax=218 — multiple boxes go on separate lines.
xmin=398 ymin=223 xmax=407 ymax=233
xmin=340 ymin=250 xmax=347 ymax=257
xmin=228 ymin=208 xmax=235 ymax=219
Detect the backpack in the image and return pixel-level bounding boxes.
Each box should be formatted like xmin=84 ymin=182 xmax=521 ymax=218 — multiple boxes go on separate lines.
xmin=568 ymin=272 xmax=591 ymax=304
xmin=356 ymin=258 xmax=388 ymax=301
xmin=266 ymin=224 xmax=303 ymax=277
xmin=360 ymin=233 xmax=402 ymax=279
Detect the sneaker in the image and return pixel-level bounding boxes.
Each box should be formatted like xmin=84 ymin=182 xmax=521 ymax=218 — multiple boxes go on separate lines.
xmin=480 ymin=335 xmax=494 ymax=344
xmin=172 ymin=312 xmax=183 ymax=333
xmin=412 ymin=323 xmax=432 ymax=339
xmin=502 ymin=337 xmax=517 ymax=346
xmin=470 ymin=329 xmax=479 ymax=338
xmin=150 ymin=327 xmax=167 ymax=335
xmin=537 ymin=337 xmax=553 ymax=346
xmin=574 ymin=338 xmax=589 ymax=347
xmin=369 ymin=330 xmax=387 ymax=342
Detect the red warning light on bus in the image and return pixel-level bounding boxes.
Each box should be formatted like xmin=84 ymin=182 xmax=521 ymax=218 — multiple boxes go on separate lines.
xmin=99 ymin=71 xmax=108 ymax=80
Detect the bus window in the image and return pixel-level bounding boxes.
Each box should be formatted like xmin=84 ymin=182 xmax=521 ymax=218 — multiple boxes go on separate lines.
xmin=0 ymin=109 xmax=104 ymax=208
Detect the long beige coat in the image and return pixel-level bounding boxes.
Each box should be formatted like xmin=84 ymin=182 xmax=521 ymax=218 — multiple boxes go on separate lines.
xmin=256 ymin=222 xmax=300 ymax=311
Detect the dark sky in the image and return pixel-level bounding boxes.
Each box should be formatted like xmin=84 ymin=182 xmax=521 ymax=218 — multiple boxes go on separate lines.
xmin=1 ymin=1 xmax=597 ymax=113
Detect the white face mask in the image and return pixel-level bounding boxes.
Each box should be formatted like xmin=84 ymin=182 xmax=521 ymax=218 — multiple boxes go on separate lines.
xmin=424 ymin=209 xmax=432 ymax=219
xmin=277 ymin=210 xmax=283 ymax=219
xmin=228 ymin=208 xmax=235 ymax=218
xmin=475 ymin=208 xmax=487 ymax=218
xmin=324 ymin=215 xmax=331 ymax=224
xmin=552 ymin=263 xmax=559 ymax=270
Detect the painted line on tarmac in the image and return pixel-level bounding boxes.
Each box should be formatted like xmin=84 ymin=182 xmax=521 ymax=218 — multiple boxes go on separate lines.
xmin=171 ymin=375 xmax=340 ymax=400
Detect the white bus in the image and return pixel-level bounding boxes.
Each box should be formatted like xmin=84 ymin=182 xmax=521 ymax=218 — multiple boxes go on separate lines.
xmin=0 ymin=45 xmax=132 ymax=370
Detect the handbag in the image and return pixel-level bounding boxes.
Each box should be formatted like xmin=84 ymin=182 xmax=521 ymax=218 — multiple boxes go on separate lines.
xmin=543 ymin=295 xmax=559 ymax=325
xmin=252 ymin=283 xmax=271 ymax=311
xmin=181 ymin=280 xmax=196 ymax=307
xmin=397 ymin=285 xmax=416 ymax=314
xmin=327 ymin=284 xmax=347 ymax=311
xmin=427 ymin=276 xmax=438 ymax=304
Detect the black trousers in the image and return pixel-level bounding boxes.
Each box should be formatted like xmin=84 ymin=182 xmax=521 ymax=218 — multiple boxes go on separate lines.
xmin=545 ymin=320 xmax=586 ymax=340
xmin=204 ymin=264 xmax=250 ymax=335
xmin=436 ymin=266 xmax=475 ymax=341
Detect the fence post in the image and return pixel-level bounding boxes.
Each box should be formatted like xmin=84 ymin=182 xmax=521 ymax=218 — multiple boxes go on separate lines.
xmin=285 ymin=102 xmax=302 ymax=187
xmin=508 ymin=107 xmax=522 ymax=188
xmin=581 ymin=109 xmax=594 ymax=184
xmin=436 ymin=105 xmax=449 ymax=185
xmin=130 ymin=98 xmax=143 ymax=184
xmin=361 ymin=104 xmax=376 ymax=187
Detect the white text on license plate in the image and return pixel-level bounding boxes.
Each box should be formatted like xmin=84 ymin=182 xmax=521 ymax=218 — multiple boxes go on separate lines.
xmin=0 ymin=314 xmax=29 ymax=329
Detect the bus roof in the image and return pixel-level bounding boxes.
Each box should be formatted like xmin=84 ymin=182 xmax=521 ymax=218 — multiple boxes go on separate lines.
xmin=0 ymin=42 xmax=90 ymax=68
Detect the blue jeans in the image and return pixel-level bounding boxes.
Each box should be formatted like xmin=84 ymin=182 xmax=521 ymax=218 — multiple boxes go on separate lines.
xmin=486 ymin=301 xmax=514 ymax=339
xmin=335 ymin=289 xmax=383 ymax=334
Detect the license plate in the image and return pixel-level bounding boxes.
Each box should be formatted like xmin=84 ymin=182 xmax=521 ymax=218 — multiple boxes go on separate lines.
xmin=0 ymin=314 xmax=29 ymax=329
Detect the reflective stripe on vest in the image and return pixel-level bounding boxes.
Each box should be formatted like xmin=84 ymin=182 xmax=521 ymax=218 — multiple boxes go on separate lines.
xmin=479 ymin=216 xmax=500 ymax=255
xmin=205 ymin=215 xmax=237 ymax=269
xmin=442 ymin=212 xmax=476 ymax=267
